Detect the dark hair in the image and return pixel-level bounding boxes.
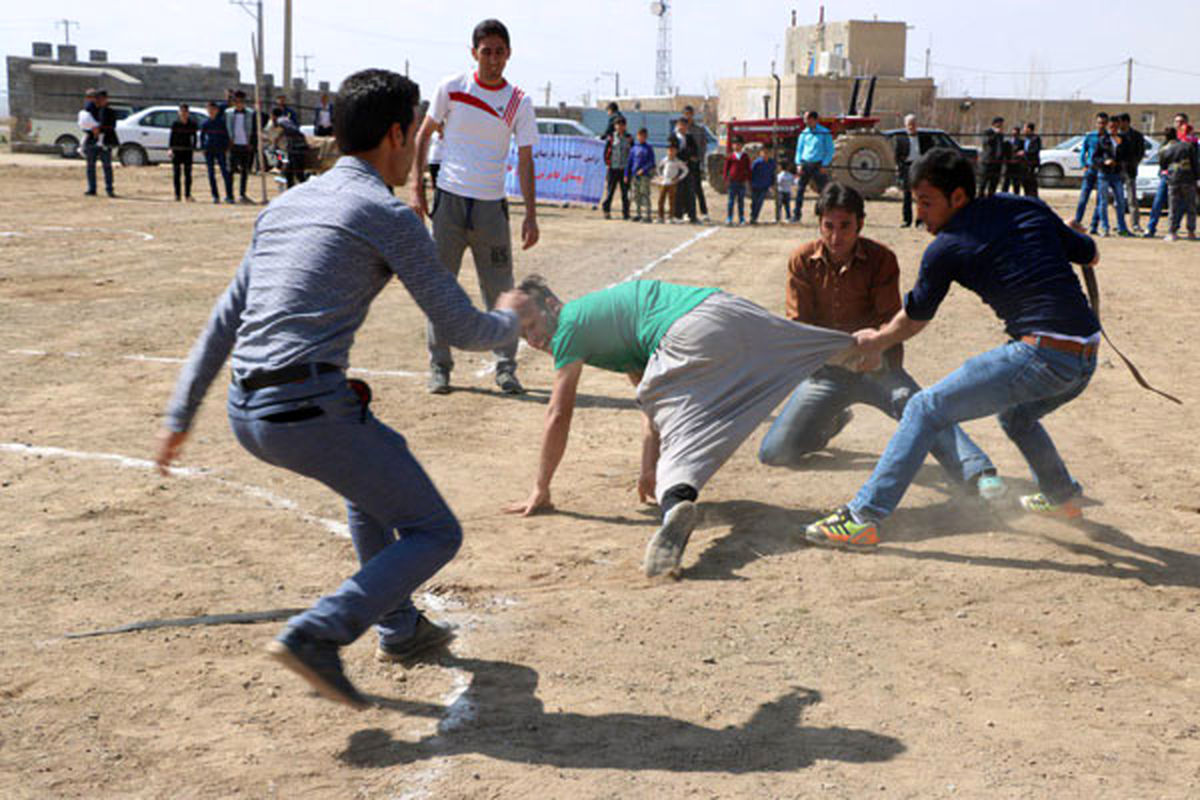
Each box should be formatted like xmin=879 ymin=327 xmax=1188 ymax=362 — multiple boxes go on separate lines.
xmin=1024 ymin=121 xmax=1036 ymax=131
xmin=675 ymin=117 xmax=687 ymax=125
xmin=732 ymin=135 xmax=744 ymax=144
xmin=1178 ymin=112 xmax=1190 ymax=122
xmin=607 ymin=101 xmax=619 ymax=112
xmin=804 ymin=110 xmax=819 ymax=121
xmin=1163 ymin=126 xmax=1177 ymax=142
xmin=683 ymin=105 xmax=695 ymax=114
xmin=234 ymin=90 xmax=247 ymax=100
xmin=910 ymin=147 xmax=976 ymax=203
xmin=179 ymin=102 xmax=189 ymax=110
xmin=1118 ymin=112 xmax=1131 ymax=123
xmin=95 ymin=89 xmax=108 ymax=98
xmin=334 ymin=68 xmax=420 ymax=155
xmin=991 ymin=116 xmax=1004 ymax=125
xmin=814 ymin=182 xmax=865 ymax=221
xmin=614 ymin=116 xmax=627 ymax=125
xmin=637 ymin=126 xmax=648 ymax=135
xmin=1096 ymin=111 xmax=1109 ymax=121
xmin=667 ymin=139 xmax=678 ymax=150
xmin=270 ymin=107 xmax=283 ymax=120
xmin=472 ymin=18 xmax=510 ymax=48
xmin=518 ymin=274 xmax=560 ymax=312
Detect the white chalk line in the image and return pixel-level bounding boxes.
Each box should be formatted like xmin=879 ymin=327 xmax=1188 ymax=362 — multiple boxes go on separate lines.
xmin=7 ymin=349 xmax=420 ymax=379
xmin=1 ymin=226 xmax=155 ymax=241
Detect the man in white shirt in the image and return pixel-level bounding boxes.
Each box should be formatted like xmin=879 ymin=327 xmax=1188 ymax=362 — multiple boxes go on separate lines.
xmin=413 ymin=18 xmax=539 ymax=395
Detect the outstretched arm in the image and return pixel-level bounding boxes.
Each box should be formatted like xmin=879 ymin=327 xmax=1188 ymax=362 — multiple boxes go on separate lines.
xmin=852 ymin=308 xmax=928 ymax=371
xmin=505 ymin=360 xmax=584 ymax=516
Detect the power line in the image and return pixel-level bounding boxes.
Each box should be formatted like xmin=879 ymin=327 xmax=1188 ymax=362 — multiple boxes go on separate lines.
xmin=1134 ymin=60 xmax=1200 ymax=78
xmin=918 ymin=58 xmax=1127 ymax=77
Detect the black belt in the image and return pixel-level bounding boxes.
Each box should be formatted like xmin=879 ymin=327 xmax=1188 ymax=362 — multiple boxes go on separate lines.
xmin=237 ymin=362 xmax=341 ymax=391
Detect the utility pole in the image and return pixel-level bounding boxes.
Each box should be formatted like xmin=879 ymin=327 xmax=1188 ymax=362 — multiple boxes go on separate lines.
xmin=601 ymin=71 xmax=619 ymax=98
xmin=231 ymin=1 xmax=265 ymax=98
xmin=540 ymin=81 xmax=552 ymax=106
xmin=55 ymin=19 xmax=79 ymax=44
xmin=404 ymin=59 xmax=409 ymax=77
xmin=283 ymin=0 xmax=293 ymax=96
xmin=1125 ymin=57 xmax=1132 ymax=103
xmin=297 ymin=54 xmax=314 ymax=88
xmin=925 ymin=42 xmax=931 ymax=77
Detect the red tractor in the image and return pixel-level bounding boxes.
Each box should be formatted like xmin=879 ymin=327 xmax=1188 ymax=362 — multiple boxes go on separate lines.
xmin=707 ymin=76 xmax=895 ymax=199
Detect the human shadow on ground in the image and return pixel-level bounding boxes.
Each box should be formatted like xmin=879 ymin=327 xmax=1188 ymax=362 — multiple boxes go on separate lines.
xmin=451 ymin=385 xmax=638 ymax=411
xmin=345 ymin=656 xmax=904 ymax=772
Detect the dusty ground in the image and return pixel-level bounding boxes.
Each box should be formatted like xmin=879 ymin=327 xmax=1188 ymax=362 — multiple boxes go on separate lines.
xmin=1 ymin=156 xmax=1198 ymax=799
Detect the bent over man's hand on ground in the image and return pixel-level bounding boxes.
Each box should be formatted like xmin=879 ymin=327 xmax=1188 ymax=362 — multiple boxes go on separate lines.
xmin=154 ymin=429 xmax=188 ymax=476
xmin=504 ymin=486 xmax=554 ymax=516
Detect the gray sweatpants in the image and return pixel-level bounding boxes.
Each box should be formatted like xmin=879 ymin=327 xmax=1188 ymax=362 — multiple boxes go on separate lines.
xmin=427 ymin=190 xmax=517 ymax=372
xmin=635 ymin=293 xmax=853 ymax=503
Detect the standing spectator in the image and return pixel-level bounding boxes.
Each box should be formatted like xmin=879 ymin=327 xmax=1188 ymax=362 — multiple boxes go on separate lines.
xmin=600 ymin=101 xmax=622 ymax=140
xmin=1001 ymin=126 xmax=1025 ymax=194
xmin=269 ymin=108 xmax=309 ymax=188
xmin=1021 ymin=122 xmax=1042 ymax=198
xmin=427 ymin=129 xmax=443 ymax=201
xmin=1093 ymin=116 xmax=1133 ymax=237
xmin=749 ymin=146 xmax=775 ymax=224
xmin=273 ymin=94 xmax=299 ymax=125
xmin=601 ymin=116 xmax=632 ymax=220
xmin=682 ymin=105 xmax=710 ymax=222
xmin=793 ymin=110 xmax=834 ymax=221
xmin=169 ymin=103 xmax=199 ymax=202
xmin=1071 ymin=112 xmax=1110 ymax=231
xmin=979 ymin=116 xmax=1005 ymax=197
xmin=655 ymin=139 xmax=688 ymax=223
xmin=411 ymin=18 xmax=539 ymax=396
xmin=87 ymin=90 xmax=119 ymax=198
xmin=723 ymin=136 xmax=750 ymax=225
xmin=891 ymin=113 xmax=925 ymax=226
xmin=313 ymin=92 xmax=335 ymax=136
xmin=1175 ymin=113 xmax=1196 ymax=144
xmin=225 ymin=91 xmax=258 ymax=204
xmin=1158 ymin=127 xmax=1198 ymax=241
xmin=671 ymin=117 xmax=699 ymax=223
xmin=1143 ymin=127 xmax=1175 ymax=238
xmin=78 ymin=88 xmax=102 ymax=196
xmin=1117 ymin=113 xmax=1147 ymax=233
xmin=201 ymin=100 xmax=235 ymax=204
xmin=777 ymin=162 xmax=797 ymax=222
xmin=627 ymin=127 xmax=656 ymax=223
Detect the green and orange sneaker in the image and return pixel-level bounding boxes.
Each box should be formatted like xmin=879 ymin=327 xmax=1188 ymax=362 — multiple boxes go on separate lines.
xmin=1018 ymin=492 xmax=1082 ymax=520
xmin=805 ymin=507 xmax=880 ymax=551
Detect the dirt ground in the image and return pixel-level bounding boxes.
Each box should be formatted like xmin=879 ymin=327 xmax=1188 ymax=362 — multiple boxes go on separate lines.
xmin=1 ymin=156 xmax=1198 ymax=800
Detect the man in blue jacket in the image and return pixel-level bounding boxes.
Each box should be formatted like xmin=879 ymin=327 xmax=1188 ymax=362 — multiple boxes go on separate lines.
xmin=794 ymin=110 xmax=834 ymax=221
xmin=201 ymin=101 xmax=235 ymax=204
xmin=1072 ymin=112 xmax=1109 ymax=230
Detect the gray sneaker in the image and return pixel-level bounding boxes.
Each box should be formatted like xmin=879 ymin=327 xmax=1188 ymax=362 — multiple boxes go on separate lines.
xmin=643 ymin=500 xmax=698 ymax=577
xmin=375 ymin=614 xmax=457 ymax=664
xmin=427 ymin=367 xmax=451 ymax=395
xmin=495 ymin=370 xmax=524 ymax=395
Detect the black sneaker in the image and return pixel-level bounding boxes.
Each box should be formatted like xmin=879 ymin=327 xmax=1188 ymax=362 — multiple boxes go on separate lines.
xmin=643 ymin=500 xmax=698 ymax=577
xmin=375 ymin=614 xmax=457 ymax=664
xmin=105 ymin=190 xmax=116 ymax=198
xmin=266 ymin=627 xmax=369 ymax=710
xmin=495 ymin=370 xmax=524 ymax=395
xmin=427 ymin=367 xmax=451 ymax=395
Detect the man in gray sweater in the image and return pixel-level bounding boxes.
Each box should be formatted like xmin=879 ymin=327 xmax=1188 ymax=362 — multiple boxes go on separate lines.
xmin=154 ymin=69 xmax=532 ymax=710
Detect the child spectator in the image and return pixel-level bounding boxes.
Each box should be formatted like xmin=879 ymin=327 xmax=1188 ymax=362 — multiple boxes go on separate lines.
xmin=749 ymin=147 xmax=775 ymax=224
xmin=723 ymin=136 xmax=750 ymax=225
xmin=201 ymin=101 xmax=234 ymax=204
xmin=777 ymin=162 xmax=797 ymax=222
xmin=627 ymin=127 xmax=656 ymax=223
xmin=655 ymin=140 xmax=688 ymax=223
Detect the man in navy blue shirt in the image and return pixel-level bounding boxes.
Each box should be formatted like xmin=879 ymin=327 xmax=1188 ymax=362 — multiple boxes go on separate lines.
xmin=807 ymin=148 xmax=1101 ymax=551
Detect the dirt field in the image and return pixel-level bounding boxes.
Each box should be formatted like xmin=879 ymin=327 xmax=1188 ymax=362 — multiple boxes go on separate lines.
xmin=1 ymin=156 xmax=1198 ymax=799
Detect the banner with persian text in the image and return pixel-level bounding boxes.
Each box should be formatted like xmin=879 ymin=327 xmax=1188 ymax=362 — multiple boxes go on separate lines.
xmin=504 ymin=135 xmax=607 ymax=204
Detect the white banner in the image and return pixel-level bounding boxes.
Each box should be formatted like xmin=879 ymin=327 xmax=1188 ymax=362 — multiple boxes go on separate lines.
xmin=504 ymin=135 xmax=607 ymax=204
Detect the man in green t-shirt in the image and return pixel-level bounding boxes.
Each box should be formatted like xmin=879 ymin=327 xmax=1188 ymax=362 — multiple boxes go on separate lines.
xmin=505 ymin=277 xmax=852 ymax=577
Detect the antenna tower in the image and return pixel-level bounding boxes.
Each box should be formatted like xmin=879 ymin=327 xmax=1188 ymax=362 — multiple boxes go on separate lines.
xmin=650 ymin=1 xmax=672 ymax=95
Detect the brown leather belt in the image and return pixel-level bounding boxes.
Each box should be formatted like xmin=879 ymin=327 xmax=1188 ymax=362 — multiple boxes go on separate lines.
xmin=1020 ymin=334 xmax=1098 ymax=357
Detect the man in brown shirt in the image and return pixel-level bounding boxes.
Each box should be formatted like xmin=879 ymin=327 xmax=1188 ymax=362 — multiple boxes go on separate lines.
xmin=758 ymin=183 xmax=1001 ymax=498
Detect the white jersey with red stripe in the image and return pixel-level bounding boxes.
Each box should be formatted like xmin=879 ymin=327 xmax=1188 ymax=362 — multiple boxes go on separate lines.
xmin=429 ymin=71 xmax=538 ymax=201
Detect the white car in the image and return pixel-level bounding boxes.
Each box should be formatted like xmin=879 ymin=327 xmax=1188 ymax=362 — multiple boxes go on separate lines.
xmin=116 ymin=105 xmax=210 ymax=166
xmin=1038 ymin=133 xmax=1159 ymax=189
xmin=536 ymin=117 xmax=597 ymax=137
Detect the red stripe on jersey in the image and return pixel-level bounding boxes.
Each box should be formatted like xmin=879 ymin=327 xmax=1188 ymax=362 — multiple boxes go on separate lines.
xmin=449 ymin=91 xmax=501 ymax=119
xmin=502 ymin=88 xmax=524 ymax=126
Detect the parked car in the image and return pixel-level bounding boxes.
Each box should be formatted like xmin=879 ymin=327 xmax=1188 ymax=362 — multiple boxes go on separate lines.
xmin=1135 ymin=142 xmax=1167 ymax=207
xmin=29 ymin=106 xmax=133 ymax=158
xmin=1039 ymin=134 xmax=1160 ymax=190
xmin=580 ymin=108 xmax=717 ymax=156
xmin=880 ymin=127 xmax=979 ymax=168
xmin=536 ymin=117 xmax=597 ymax=137
xmin=116 ymin=105 xmax=209 ymax=166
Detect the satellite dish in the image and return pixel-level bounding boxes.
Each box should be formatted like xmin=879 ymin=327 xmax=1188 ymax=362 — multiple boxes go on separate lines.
xmin=649 ymin=1 xmax=665 ymax=16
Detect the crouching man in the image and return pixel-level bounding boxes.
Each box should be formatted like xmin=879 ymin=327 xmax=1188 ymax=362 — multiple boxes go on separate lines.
xmin=505 ymin=277 xmax=851 ymax=577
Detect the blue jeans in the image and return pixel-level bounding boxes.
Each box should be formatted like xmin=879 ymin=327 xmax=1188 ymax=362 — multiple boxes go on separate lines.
xmin=749 ymin=186 xmax=769 ymax=222
xmin=795 ymin=162 xmax=829 ymax=219
xmin=726 ymin=181 xmax=746 ymax=222
xmin=779 ymin=192 xmax=792 ymax=220
xmin=205 ymin=150 xmax=233 ymax=200
xmin=849 ymin=340 xmax=1096 ymax=521
xmin=84 ymin=141 xmax=113 ymax=193
xmin=759 ymin=365 xmax=993 ymax=484
xmin=1094 ymin=172 xmax=1129 ymax=234
xmin=227 ymin=371 xmax=462 ymax=647
xmin=1145 ymin=175 xmax=1169 ymax=234
xmin=1072 ymin=169 xmax=1098 ymax=226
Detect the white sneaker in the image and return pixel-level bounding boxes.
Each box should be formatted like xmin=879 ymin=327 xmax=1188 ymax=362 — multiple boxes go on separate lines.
xmin=643 ymin=501 xmax=698 ymax=578
xmin=976 ymin=474 xmax=1009 ymax=505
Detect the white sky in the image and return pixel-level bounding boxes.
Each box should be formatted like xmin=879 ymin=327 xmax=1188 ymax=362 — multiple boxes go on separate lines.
xmin=2 ymin=0 xmax=1199 ymax=117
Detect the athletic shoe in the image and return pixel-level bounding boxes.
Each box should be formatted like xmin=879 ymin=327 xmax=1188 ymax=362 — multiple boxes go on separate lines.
xmin=1165 ymin=234 xmax=1177 ymax=242
xmin=1116 ymin=230 xmax=1134 ymax=238
xmin=427 ymin=367 xmax=451 ymax=395
xmin=375 ymin=614 xmax=456 ymax=664
xmin=495 ymin=370 xmax=524 ymax=395
xmin=643 ymin=500 xmax=698 ymax=577
xmin=105 ymin=190 xmax=116 ymax=198
xmin=267 ymin=627 xmax=369 ymax=710
xmin=239 ymin=195 xmax=255 ymax=205
xmin=1019 ymin=492 xmax=1082 ymax=519
xmin=84 ymin=190 xmax=97 ymax=196
xmin=976 ymin=474 xmax=1009 ymax=505
xmin=1088 ymin=228 xmax=1098 ymax=235
xmin=1142 ymin=230 xmax=1156 ymax=238
xmin=225 ymin=197 xmax=236 ymax=204
xmin=725 ymin=217 xmax=734 ymax=226
xmin=804 ymin=507 xmax=879 ymax=551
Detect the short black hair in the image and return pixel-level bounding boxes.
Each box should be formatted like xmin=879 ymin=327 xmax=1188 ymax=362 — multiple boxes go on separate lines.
xmin=815 ymin=182 xmax=865 ymax=221
xmin=1024 ymin=121 xmax=1036 ymax=131
xmin=234 ymin=90 xmax=247 ymax=100
xmin=910 ymin=147 xmax=976 ymax=203
xmin=95 ymin=89 xmax=108 ymax=98
xmin=667 ymin=140 xmax=678 ymax=150
xmin=1163 ymin=126 xmax=1177 ymax=142
xmin=683 ymin=105 xmax=695 ymax=114
xmin=1096 ymin=111 xmax=1109 ymax=121
xmin=614 ymin=116 xmax=627 ymax=126
xmin=518 ymin=274 xmax=560 ymax=312
xmin=334 ymin=68 xmax=420 ymax=155
xmin=637 ymin=127 xmax=648 ymax=135
xmin=991 ymin=116 xmax=1004 ymax=125
xmin=179 ymin=102 xmax=189 ymax=110
xmin=732 ymin=135 xmax=744 ymax=144
xmin=607 ymin=101 xmax=619 ymax=112
xmin=472 ymin=18 xmax=510 ymax=48
xmin=804 ymin=110 xmax=819 ymax=121
xmin=1118 ymin=112 xmax=1131 ymax=123
xmin=1178 ymin=112 xmax=1190 ymax=122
